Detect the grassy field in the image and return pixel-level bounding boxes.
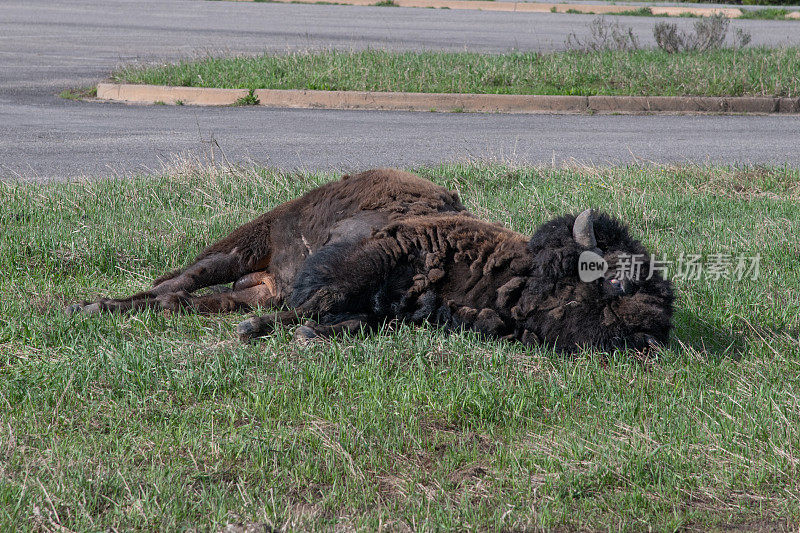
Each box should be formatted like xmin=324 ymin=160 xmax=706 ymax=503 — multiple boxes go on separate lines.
xmin=615 ymin=0 xmax=797 ymax=5
xmin=111 ymin=49 xmax=800 ymax=97
xmin=1 ymin=163 xmax=799 ymax=531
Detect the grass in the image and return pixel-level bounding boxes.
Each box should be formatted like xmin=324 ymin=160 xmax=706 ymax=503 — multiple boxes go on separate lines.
xmin=111 ymin=48 xmax=800 ymax=97
xmin=616 ymin=0 xmax=797 ymax=5
xmin=614 ymin=7 xmax=704 ymax=17
xmin=558 ymin=7 xmax=798 ymax=19
xmin=739 ymin=7 xmax=797 ymax=18
xmin=58 ymin=86 xmax=97 ymax=100
xmin=1 ymin=162 xmax=799 ymax=531
xmin=560 ymin=7 xmax=696 ymax=16
xmin=233 ymin=89 xmax=260 ymax=106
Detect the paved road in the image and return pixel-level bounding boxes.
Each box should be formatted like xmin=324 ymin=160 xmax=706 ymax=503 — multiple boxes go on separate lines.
xmin=2 ymin=0 xmax=800 ymax=179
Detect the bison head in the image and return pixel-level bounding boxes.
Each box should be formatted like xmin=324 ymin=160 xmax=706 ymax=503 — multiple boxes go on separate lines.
xmin=522 ymin=209 xmax=675 ymax=353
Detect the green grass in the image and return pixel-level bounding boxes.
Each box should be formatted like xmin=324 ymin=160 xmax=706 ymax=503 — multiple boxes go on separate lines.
xmin=558 ymin=6 xmax=797 ymax=19
xmin=112 ymin=48 xmax=800 ymax=97
xmin=1 ymin=163 xmax=800 ymax=531
xmin=613 ymin=7 xmax=662 ymax=16
xmin=617 ymin=0 xmax=798 ymax=5
xmin=614 ymin=7 xmax=705 ymax=17
xmin=58 ymin=86 xmax=97 ymax=100
xmin=739 ymin=7 xmax=797 ymax=18
xmin=233 ymin=88 xmax=260 ymax=106
xmin=561 ymin=7 xmax=695 ymax=16
xmin=651 ymin=7 xmax=795 ymax=20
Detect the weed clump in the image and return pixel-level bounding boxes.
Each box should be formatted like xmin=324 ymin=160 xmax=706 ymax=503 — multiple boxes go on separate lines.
xmin=58 ymin=86 xmax=98 ymax=100
xmin=567 ymin=17 xmax=641 ymax=51
xmin=566 ymin=15 xmax=752 ymax=53
xmin=234 ymin=88 xmax=260 ymax=106
xmin=654 ymin=14 xmax=752 ymax=52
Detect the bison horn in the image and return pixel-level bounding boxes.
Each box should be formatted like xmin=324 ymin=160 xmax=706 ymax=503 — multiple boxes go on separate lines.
xmin=573 ymin=209 xmax=598 ymax=250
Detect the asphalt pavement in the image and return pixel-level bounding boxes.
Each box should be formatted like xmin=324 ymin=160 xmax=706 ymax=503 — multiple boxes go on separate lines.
xmin=2 ymin=0 xmax=800 ymax=179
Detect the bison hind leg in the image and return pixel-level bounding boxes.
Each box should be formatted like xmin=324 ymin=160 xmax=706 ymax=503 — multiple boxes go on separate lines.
xmin=66 ymin=251 xmax=263 ymax=315
xmin=69 ymin=272 xmax=281 ymax=316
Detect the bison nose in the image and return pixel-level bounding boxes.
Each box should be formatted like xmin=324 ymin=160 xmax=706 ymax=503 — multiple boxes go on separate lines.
xmin=607 ymin=278 xmax=625 ymax=296
xmin=639 ymin=334 xmax=663 ymax=354
xmin=644 ymin=334 xmax=660 ymax=348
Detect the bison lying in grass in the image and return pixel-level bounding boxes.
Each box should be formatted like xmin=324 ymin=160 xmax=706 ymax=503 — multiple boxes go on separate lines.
xmin=69 ymin=169 xmax=674 ymax=353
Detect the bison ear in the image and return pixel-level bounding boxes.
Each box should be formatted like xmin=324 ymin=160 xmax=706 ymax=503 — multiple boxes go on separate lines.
xmin=573 ymin=209 xmax=600 ymax=251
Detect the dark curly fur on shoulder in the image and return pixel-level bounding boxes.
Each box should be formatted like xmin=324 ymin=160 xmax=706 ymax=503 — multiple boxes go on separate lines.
xmin=288 ymin=210 xmax=674 ymax=353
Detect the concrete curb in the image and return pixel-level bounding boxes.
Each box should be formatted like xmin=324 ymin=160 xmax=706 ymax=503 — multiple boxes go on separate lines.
xmin=230 ymin=0 xmax=779 ymax=18
xmin=96 ymin=84 xmax=251 ymax=105
xmin=96 ymin=83 xmax=800 ymax=115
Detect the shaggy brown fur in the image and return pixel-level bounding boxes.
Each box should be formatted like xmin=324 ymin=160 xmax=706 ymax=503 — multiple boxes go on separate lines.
xmin=69 ymin=168 xmax=674 ymax=353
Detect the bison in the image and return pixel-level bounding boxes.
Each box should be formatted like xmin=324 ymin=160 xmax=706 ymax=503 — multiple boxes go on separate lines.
xmin=68 ymin=168 xmax=674 ymax=353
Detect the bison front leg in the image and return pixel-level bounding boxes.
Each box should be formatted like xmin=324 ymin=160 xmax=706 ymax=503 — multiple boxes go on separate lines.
xmin=236 ymin=309 xmax=306 ymax=341
xmin=293 ymin=315 xmax=374 ymax=343
xmin=67 ymin=251 xmax=261 ymax=315
xmin=236 ymin=311 xmax=373 ymax=343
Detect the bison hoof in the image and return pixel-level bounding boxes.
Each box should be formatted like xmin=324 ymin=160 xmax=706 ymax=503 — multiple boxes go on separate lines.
xmin=293 ymin=325 xmax=318 ymax=344
xmin=236 ymin=317 xmax=271 ymax=342
xmin=66 ymin=302 xmax=101 ymax=315
xmin=236 ymin=318 xmax=259 ymax=341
